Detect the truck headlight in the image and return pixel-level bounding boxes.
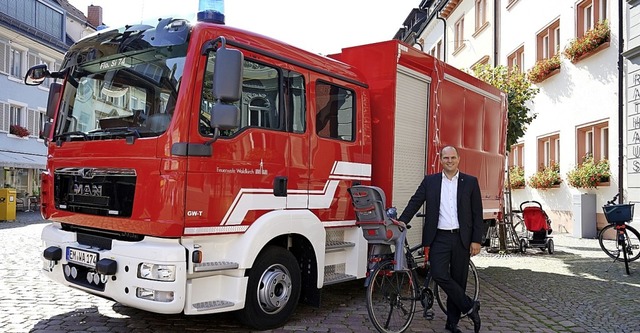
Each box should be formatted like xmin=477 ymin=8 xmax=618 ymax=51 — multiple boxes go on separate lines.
xmin=137 ymin=263 xmax=176 ymax=281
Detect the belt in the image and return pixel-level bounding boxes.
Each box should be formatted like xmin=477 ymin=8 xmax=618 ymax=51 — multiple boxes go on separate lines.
xmin=437 ymin=228 xmax=460 ymax=233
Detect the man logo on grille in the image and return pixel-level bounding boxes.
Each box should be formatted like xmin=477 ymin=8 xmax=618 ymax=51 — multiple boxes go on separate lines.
xmin=81 ymin=168 xmax=95 ymax=179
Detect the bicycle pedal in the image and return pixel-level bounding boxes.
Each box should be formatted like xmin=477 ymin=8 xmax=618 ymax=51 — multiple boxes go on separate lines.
xmin=423 ymin=309 xmax=434 ymax=320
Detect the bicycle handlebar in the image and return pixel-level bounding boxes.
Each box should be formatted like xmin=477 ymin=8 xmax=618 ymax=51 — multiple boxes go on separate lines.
xmin=606 ymin=193 xmax=620 ymax=206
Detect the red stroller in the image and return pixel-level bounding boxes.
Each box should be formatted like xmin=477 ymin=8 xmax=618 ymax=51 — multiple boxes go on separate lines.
xmin=518 ymin=201 xmax=554 ymax=254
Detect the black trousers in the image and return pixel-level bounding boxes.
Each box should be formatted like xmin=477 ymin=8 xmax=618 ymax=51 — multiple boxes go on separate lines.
xmin=430 ymin=230 xmax=473 ymax=324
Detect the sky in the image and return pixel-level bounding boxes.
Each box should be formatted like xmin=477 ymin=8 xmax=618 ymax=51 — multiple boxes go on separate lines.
xmin=66 ymin=0 xmax=419 ymax=55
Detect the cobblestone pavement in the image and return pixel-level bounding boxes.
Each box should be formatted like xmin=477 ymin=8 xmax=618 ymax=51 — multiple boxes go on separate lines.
xmin=1 ymin=212 xmax=640 ymax=333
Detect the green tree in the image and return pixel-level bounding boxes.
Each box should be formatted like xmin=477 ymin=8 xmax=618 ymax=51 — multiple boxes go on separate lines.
xmin=471 ymin=64 xmax=539 ymax=148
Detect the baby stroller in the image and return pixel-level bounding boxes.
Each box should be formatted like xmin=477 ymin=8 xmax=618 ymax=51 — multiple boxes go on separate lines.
xmin=518 ymin=200 xmax=554 ymax=254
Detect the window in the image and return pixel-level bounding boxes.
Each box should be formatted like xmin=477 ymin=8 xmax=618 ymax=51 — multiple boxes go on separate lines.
xmin=509 ymin=143 xmax=524 ymax=167
xmin=9 ymin=105 xmax=24 ymax=126
xmin=536 ymin=19 xmax=560 ymax=61
xmin=200 ymin=53 xmax=306 ymax=137
xmin=577 ymin=0 xmax=607 ymax=38
xmin=507 ymin=46 xmax=525 ymax=72
xmin=454 ymin=16 xmax=465 ymax=51
xmin=537 ymin=134 xmax=560 ymax=169
xmin=475 ymin=0 xmax=487 ymax=31
xmin=315 ymin=81 xmax=354 ymax=141
xmin=577 ymin=120 xmax=608 ymax=161
xmin=10 ymin=47 xmax=23 ymax=78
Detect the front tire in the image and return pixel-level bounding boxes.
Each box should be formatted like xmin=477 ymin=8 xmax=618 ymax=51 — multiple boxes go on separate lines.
xmin=236 ymin=245 xmax=301 ymax=330
xmin=598 ymin=224 xmax=640 ymax=262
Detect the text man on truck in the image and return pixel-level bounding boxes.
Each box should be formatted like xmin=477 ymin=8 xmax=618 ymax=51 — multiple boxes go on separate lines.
xmin=26 ymin=6 xmax=507 ymax=330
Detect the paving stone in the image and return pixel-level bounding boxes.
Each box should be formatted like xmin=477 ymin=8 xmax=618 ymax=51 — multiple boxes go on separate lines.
xmin=2 ymin=212 xmax=640 ymax=332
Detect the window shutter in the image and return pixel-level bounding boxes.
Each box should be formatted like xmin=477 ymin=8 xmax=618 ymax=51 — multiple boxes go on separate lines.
xmin=0 ymin=102 xmax=8 ymax=132
xmin=28 ymin=53 xmax=38 ymax=69
xmin=28 ymin=108 xmax=37 ymax=137
xmin=0 ymin=41 xmax=7 ymax=74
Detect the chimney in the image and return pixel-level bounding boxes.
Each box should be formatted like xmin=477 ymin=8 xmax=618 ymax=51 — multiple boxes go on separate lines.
xmin=87 ymin=5 xmax=103 ymax=27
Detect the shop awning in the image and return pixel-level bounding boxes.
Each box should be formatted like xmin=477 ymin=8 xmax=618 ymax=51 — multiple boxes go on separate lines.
xmin=0 ymin=151 xmax=46 ymax=169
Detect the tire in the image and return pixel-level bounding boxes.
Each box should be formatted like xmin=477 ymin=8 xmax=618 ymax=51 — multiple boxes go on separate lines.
xmin=547 ymin=239 xmax=554 ymax=254
xmin=519 ymin=238 xmax=527 ymax=253
xmin=598 ymin=224 xmax=640 ymax=262
xmin=435 ymin=260 xmax=480 ymax=317
xmin=236 ymin=246 xmax=301 ymax=330
xmin=366 ymin=260 xmax=416 ymax=333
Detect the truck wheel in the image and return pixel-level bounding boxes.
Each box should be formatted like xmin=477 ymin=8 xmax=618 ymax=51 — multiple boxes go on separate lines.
xmin=236 ymin=245 xmax=301 ymax=330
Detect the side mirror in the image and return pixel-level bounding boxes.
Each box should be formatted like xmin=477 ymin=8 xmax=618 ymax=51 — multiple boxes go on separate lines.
xmin=212 ymin=44 xmax=243 ymax=102
xmin=24 ymin=64 xmax=50 ymax=86
xmin=211 ymin=103 xmax=240 ymax=130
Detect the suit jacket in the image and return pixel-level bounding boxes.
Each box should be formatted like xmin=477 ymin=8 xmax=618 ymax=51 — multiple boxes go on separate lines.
xmin=398 ymin=172 xmax=484 ymax=249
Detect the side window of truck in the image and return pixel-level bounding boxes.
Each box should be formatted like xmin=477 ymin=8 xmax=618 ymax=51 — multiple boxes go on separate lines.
xmin=200 ymin=54 xmax=305 ymax=137
xmin=315 ymin=81 xmax=355 ymax=141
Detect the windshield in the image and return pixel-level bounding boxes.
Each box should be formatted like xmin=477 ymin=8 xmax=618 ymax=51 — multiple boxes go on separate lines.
xmin=53 ymin=21 xmax=188 ymax=141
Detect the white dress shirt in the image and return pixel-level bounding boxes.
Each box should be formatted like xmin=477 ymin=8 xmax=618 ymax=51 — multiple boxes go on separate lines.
xmin=438 ymin=171 xmax=459 ymax=230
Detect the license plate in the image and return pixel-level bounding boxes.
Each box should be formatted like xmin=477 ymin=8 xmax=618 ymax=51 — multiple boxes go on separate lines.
xmin=66 ymin=247 xmax=99 ymax=268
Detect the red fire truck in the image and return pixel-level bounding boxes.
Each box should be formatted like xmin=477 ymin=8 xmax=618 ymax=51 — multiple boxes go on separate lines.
xmin=26 ymin=11 xmax=507 ymax=330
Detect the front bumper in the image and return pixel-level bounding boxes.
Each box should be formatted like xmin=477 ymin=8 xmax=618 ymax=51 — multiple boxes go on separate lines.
xmin=41 ymin=223 xmax=187 ymax=314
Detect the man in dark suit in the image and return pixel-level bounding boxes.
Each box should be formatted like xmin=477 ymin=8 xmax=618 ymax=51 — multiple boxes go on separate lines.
xmin=398 ymin=145 xmax=483 ymax=333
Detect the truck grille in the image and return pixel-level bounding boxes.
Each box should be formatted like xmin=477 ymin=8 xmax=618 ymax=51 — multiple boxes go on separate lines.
xmin=54 ymin=167 xmax=136 ymax=217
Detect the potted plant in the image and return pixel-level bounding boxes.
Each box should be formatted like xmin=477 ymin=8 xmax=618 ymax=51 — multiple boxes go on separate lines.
xmin=527 ymin=54 xmax=561 ymax=84
xmin=563 ymin=20 xmax=610 ymax=63
xmin=528 ymin=162 xmax=561 ymax=190
xmin=566 ymin=155 xmax=610 ymax=188
xmin=508 ymin=165 xmax=525 ymax=189
xmin=9 ymin=124 xmax=30 ymax=138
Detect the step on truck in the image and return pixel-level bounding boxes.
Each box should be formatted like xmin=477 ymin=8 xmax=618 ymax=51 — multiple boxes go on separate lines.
xmin=26 ymin=9 xmax=507 ymax=330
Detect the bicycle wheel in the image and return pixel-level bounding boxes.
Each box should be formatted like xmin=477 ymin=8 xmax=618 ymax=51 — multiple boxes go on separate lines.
xmin=435 ymin=260 xmax=480 ymax=317
xmin=598 ymin=224 xmax=640 ymax=262
xmin=512 ymin=213 xmax=527 ymax=237
xmin=366 ymin=260 xmax=416 ymax=333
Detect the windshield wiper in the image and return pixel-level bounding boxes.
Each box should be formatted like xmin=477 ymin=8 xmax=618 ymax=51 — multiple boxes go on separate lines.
xmin=54 ymin=131 xmax=89 ymax=146
xmin=90 ymin=127 xmax=141 ymax=143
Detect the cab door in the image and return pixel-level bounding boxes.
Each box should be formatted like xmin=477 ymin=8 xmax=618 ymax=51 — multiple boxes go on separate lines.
xmin=183 ymin=50 xmax=309 ymax=233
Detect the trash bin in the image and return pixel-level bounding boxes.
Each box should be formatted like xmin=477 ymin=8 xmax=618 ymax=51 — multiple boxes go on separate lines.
xmin=0 ymin=188 xmax=17 ymax=221
xmin=572 ymin=193 xmax=596 ymax=238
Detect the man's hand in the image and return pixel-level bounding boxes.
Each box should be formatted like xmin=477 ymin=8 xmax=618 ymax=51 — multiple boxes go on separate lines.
xmin=470 ymin=242 xmax=481 ymax=256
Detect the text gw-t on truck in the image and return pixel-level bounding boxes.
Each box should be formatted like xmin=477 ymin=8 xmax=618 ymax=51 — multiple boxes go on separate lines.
xmin=26 ymin=9 xmax=507 ymax=330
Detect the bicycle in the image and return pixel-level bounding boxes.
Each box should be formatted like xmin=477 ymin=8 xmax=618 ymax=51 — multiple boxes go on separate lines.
xmin=598 ymin=194 xmax=640 ymax=275
xmin=348 ymin=185 xmax=479 ymax=333
xmin=364 ymin=225 xmax=480 ymax=333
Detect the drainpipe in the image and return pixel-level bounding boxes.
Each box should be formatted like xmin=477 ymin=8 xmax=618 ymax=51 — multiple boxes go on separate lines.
xmin=618 ymin=0 xmax=624 ymax=203
xmin=494 ymin=0 xmax=499 ymax=66
xmin=436 ymin=15 xmax=447 ymax=62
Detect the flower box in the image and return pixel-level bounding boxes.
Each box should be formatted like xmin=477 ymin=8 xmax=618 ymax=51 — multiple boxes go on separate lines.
xmin=564 ymin=20 xmax=610 ymax=64
xmin=528 ymin=55 xmax=561 ymax=84
xmin=569 ymin=41 xmax=609 ymax=64
xmin=9 ymin=124 xmax=30 ymax=138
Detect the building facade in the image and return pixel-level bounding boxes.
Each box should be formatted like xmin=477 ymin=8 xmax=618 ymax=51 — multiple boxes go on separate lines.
xmin=399 ymin=0 xmax=622 ymax=233
xmin=0 ymin=0 xmax=96 ymax=201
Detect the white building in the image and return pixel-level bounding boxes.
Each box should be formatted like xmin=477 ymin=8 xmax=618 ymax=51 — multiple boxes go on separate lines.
xmin=399 ymin=0 xmax=621 ymax=235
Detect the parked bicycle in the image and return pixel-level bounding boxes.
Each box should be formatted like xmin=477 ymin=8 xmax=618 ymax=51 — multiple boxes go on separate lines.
xmin=349 ymin=185 xmax=479 ymax=333
xmin=599 ymin=193 xmax=640 ymax=275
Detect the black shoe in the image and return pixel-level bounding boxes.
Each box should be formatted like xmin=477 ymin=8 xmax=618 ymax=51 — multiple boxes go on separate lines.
xmin=445 ymin=321 xmax=463 ymax=333
xmin=467 ymin=300 xmax=481 ymax=333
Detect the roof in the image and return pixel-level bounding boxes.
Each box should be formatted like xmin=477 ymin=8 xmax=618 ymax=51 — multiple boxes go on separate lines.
xmin=53 ymin=0 xmax=91 ymax=25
